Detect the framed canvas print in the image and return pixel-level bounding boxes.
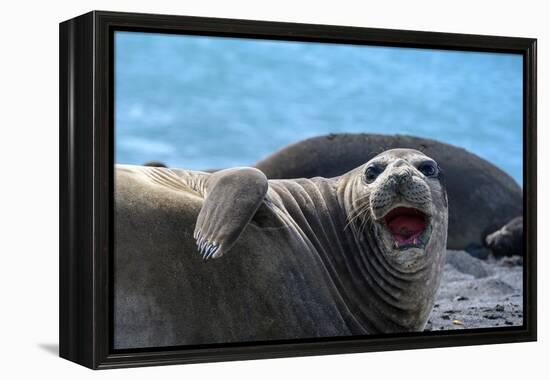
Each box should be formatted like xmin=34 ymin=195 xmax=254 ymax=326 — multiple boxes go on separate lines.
xmin=59 ymin=11 xmax=537 ymax=369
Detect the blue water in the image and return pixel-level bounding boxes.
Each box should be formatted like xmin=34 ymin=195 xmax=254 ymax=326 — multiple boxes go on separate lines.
xmin=115 ymin=32 xmax=523 ymax=184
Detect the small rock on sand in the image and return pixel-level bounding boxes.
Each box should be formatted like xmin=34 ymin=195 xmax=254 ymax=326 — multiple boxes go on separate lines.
xmin=445 ymin=250 xmax=491 ymax=278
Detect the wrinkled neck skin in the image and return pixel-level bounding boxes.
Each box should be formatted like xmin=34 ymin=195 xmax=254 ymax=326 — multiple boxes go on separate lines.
xmin=336 ymin=168 xmax=448 ymax=333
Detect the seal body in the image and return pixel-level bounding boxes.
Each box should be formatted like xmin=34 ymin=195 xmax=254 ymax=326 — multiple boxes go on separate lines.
xmin=114 ymin=149 xmax=448 ymax=349
xmin=254 ymin=133 xmax=522 ymax=250
xmin=485 ymin=217 xmax=523 ymax=257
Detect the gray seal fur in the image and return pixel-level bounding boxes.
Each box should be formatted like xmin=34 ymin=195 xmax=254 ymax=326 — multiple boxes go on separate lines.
xmin=114 ymin=149 xmax=448 ymax=348
xmin=485 ymin=217 xmax=523 ymax=257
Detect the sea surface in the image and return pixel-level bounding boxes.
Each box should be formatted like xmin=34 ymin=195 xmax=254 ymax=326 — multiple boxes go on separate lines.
xmin=115 ymin=31 xmax=523 ymax=184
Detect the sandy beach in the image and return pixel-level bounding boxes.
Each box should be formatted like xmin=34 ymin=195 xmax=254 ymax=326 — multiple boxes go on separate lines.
xmin=426 ymin=250 xmax=523 ymax=331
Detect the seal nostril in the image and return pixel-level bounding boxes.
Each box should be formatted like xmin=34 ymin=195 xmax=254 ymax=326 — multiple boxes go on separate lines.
xmin=390 ymin=171 xmax=412 ymax=194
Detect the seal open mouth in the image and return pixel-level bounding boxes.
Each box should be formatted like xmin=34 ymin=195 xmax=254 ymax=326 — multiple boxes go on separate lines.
xmin=383 ymin=207 xmax=431 ymax=249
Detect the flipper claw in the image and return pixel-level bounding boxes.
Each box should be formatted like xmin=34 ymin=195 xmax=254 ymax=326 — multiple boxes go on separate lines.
xmin=192 ymin=167 xmax=269 ymax=261
xmin=204 ymin=244 xmax=218 ymax=261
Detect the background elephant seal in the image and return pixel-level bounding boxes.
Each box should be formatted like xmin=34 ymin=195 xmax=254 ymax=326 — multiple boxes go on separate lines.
xmin=485 ymin=217 xmax=523 ymax=257
xmin=143 ymin=160 xmax=167 ymax=168
xmin=114 ymin=149 xmax=448 ymax=349
xmin=254 ymin=133 xmax=522 ymax=251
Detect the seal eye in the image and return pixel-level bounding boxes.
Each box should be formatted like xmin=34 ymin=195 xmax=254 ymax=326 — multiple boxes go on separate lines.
xmin=364 ymin=165 xmax=384 ymax=183
xmin=418 ymin=161 xmax=438 ymax=177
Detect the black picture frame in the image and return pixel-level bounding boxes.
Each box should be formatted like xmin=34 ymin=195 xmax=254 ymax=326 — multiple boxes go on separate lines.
xmin=59 ymin=10 xmax=537 ymax=369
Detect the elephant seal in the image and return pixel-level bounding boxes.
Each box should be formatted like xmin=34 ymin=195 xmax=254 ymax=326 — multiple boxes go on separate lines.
xmin=114 ymin=149 xmax=448 ymax=349
xmin=485 ymin=217 xmax=523 ymax=257
xmin=143 ymin=160 xmax=167 ymax=168
xmin=253 ymin=133 xmax=522 ymax=250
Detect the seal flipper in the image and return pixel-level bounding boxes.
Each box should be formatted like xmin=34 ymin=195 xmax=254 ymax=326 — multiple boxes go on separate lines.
xmin=193 ymin=167 xmax=269 ymax=260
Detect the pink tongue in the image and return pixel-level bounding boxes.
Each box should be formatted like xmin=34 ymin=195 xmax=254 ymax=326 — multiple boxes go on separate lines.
xmin=387 ymin=216 xmax=425 ymax=244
